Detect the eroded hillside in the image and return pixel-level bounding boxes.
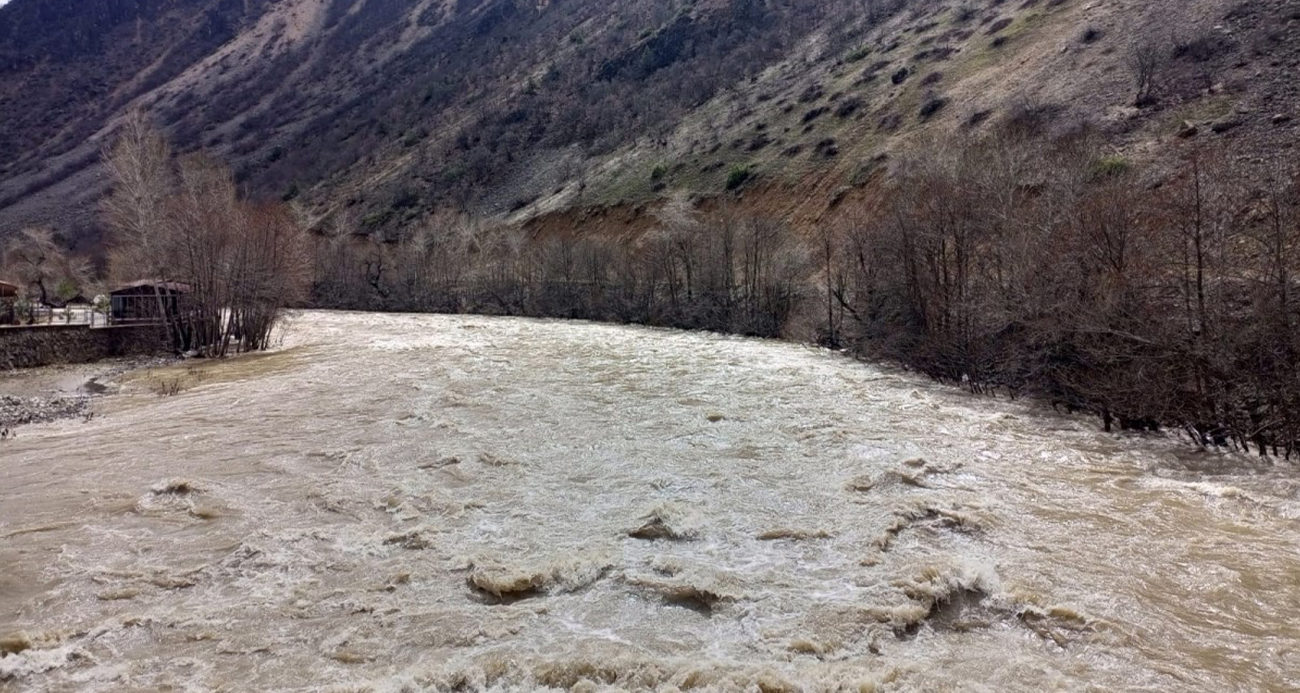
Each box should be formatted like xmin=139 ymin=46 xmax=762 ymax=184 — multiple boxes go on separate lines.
xmin=0 ymin=0 xmax=1296 ymax=246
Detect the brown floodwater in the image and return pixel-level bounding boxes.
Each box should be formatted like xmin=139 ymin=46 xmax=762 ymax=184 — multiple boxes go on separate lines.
xmin=1 ymin=311 xmax=1298 ymax=691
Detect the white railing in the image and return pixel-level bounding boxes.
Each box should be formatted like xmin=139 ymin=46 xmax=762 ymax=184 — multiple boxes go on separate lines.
xmin=1 ymin=307 xmax=109 ymax=327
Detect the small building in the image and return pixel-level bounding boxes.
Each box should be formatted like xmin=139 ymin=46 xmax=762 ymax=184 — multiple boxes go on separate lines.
xmin=0 ymin=280 xmax=18 ymax=325
xmin=110 ymin=280 xmax=191 ymax=324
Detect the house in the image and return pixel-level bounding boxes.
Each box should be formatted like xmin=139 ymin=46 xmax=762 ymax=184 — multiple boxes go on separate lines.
xmin=109 ymin=280 xmax=191 ymax=324
xmin=0 ymin=280 xmax=17 ymax=325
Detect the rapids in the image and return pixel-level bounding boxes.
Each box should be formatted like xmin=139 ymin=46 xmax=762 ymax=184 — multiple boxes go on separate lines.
xmin=1 ymin=311 xmax=1298 ymax=691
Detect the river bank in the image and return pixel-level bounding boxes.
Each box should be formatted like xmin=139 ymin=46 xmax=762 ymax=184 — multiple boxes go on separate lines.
xmin=0 ymin=356 xmax=175 ymax=430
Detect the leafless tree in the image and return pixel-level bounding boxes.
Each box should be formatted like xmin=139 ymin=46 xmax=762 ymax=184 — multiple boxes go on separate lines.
xmin=1 ymin=227 xmax=90 ymax=322
xmin=1127 ymin=38 xmax=1165 ymax=107
xmin=103 ymin=116 xmax=309 ymax=355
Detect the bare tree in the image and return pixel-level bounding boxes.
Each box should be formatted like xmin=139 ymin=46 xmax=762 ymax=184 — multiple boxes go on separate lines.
xmin=1 ymin=227 xmax=90 ymax=322
xmin=102 ymin=110 xmax=175 ymax=286
xmin=102 ymin=115 xmax=309 ymax=355
xmin=1127 ymin=38 xmax=1165 ymax=107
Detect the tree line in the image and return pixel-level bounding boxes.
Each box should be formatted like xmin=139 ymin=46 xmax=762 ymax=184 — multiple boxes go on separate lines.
xmin=313 ymin=198 xmax=809 ymax=339
xmin=316 ymin=128 xmax=1300 ymax=458
xmin=830 ymin=131 xmax=1300 ymax=457
xmin=5 ymin=115 xmax=1298 ymax=457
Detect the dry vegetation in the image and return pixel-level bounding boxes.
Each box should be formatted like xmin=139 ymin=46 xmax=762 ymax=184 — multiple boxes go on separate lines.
xmin=1 ymin=227 xmax=90 ymax=320
xmin=102 ymin=113 xmax=310 ymax=355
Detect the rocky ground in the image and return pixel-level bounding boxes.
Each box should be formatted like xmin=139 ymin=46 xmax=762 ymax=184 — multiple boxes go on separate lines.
xmin=0 ymin=355 xmax=175 ymax=433
xmin=0 ymin=394 xmax=89 ymax=431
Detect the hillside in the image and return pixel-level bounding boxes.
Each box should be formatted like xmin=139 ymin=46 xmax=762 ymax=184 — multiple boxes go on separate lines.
xmin=0 ymin=0 xmax=1297 ymax=248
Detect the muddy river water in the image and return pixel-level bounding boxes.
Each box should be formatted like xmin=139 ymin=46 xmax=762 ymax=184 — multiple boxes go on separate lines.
xmin=2 ymin=311 xmax=1298 ymax=691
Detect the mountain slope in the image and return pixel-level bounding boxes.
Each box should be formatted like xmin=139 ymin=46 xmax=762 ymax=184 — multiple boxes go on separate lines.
xmin=0 ymin=0 xmax=1296 ymax=249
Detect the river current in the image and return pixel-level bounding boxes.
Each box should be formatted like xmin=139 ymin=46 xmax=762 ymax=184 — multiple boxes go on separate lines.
xmin=2 ymin=311 xmax=1297 ymax=691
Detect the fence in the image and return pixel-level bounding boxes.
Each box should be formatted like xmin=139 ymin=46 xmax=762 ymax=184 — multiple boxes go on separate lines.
xmin=5 ymin=307 xmax=107 ymax=327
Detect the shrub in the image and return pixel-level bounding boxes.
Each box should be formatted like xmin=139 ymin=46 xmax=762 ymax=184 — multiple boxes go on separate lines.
xmin=650 ymin=164 xmax=668 ymax=181
xmin=1128 ymin=39 xmax=1165 ymax=106
xmin=954 ymin=3 xmax=979 ymax=22
xmin=1079 ymin=26 xmax=1104 ymax=44
xmin=798 ymin=83 xmax=824 ymax=103
xmin=986 ymin=17 xmax=1013 ymax=34
xmin=919 ymin=95 xmax=948 ymax=120
xmin=802 ymin=106 xmax=830 ymax=124
xmin=725 ymin=164 xmax=753 ymax=190
xmin=362 ymin=209 xmax=394 ymax=228
xmin=1002 ymin=98 xmax=1063 ymax=135
xmin=966 ymin=110 xmax=992 ymax=127
xmin=1172 ymin=33 xmax=1225 ymax=63
xmin=1090 ymin=155 xmax=1131 ymax=179
xmin=835 ymin=97 xmax=863 ymax=118
xmin=814 ymin=138 xmax=839 ymax=158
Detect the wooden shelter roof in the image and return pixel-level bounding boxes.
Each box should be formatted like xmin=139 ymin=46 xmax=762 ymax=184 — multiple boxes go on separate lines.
xmin=110 ymin=280 xmax=192 ymax=294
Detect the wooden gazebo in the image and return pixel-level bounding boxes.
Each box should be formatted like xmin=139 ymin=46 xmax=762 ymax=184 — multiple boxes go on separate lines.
xmin=109 ymin=280 xmax=191 ymax=324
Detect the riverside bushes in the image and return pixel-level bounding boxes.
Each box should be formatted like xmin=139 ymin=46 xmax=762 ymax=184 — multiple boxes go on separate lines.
xmin=829 ymin=131 xmax=1300 ymax=456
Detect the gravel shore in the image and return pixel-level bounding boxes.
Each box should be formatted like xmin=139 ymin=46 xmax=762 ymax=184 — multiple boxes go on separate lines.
xmin=0 ymin=394 xmax=89 ymax=429
xmin=0 ymin=355 xmax=175 ymax=432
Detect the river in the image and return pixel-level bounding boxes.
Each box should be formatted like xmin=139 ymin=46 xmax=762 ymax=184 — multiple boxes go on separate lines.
xmin=1 ymin=311 xmax=1297 ymax=691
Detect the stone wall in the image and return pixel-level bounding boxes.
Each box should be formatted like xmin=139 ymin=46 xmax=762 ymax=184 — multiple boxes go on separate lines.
xmin=0 ymin=324 xmax=170 ymax=370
